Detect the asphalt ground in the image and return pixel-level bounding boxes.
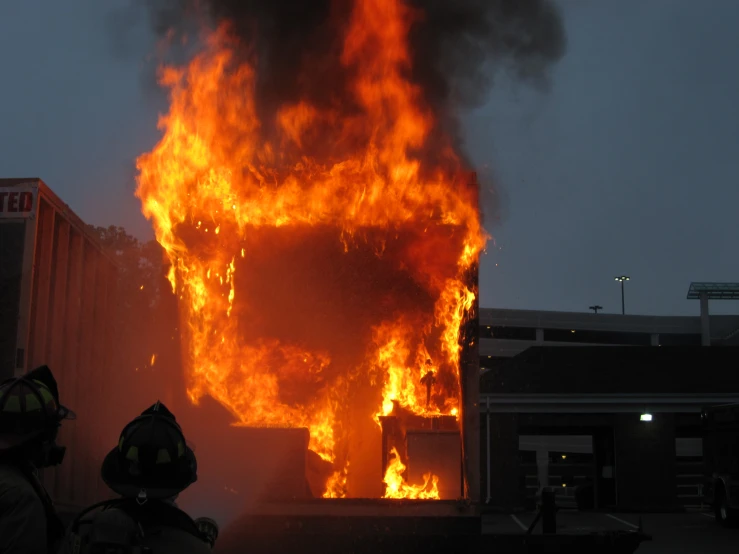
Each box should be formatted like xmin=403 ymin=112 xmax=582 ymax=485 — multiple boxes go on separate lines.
xmin=483 ymin=510 xmax=738 ymax=553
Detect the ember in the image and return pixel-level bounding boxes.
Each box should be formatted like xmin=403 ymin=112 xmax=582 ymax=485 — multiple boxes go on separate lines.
xmin=136 ymin=0 xmax=486 ymax=498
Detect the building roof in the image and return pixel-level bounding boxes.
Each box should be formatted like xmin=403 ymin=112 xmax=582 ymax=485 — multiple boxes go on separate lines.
xmin=0 ymin=177 xmax=118 ymax=265
xmin=480 ymin=346 xmax=739 ymax=395
xmin=479 ymin=307 xmax=739 ymax=340
xmin=687 ymin=282 xmax=739 ymax=300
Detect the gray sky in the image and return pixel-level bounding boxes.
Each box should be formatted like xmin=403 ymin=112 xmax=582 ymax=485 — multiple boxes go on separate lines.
xmin=2 ymin=1 xmax=738 ymax=316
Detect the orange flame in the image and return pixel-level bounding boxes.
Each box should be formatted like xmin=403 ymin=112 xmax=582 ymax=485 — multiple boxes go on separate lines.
xmin=136 ymin=0 xmax=486 ymax=499
xmin=324 ymin=466 xmax=349 ymax=499
xmin=383 ymin=448 xmax=439 ymax=500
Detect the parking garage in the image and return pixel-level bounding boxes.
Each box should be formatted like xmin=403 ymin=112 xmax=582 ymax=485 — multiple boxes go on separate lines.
xmin=480 ymin=346 xmax=739 ymax=511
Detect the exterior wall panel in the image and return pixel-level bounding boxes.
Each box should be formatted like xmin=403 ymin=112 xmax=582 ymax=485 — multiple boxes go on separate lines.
xmin=484 ymin=413 xmax=521 ymax=510
xmin=614 ymin=413 xmax=677 ymax=510
xmin=48 ymin=218 xmax=71 ymax=502
xmin=0 ymin=222 xmax=26 ymax=379
xmin=480 ymin=307 xmax=739 ymax=338
xmin=61 ymin=229 xmax=82 ymax=506
xmin=0 ymin=179 xmax=118 ymax=510
xmin=28 ymin=198 xmax=55 ymax=370
xmin=90 ymin=252 xmax=109 ymax=501
xmin=75 ymin=243 xmax=98 ymax=505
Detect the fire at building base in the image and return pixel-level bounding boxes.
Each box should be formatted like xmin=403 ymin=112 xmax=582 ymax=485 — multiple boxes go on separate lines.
xmin=170 ymin=246 xmax=480 ymax=521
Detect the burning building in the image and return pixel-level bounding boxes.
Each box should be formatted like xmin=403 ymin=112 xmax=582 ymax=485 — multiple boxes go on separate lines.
xmin=132 ymin=0 xmax=563 ymax=507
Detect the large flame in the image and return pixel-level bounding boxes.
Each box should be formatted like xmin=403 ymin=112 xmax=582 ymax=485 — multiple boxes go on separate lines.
xmin=136 ymin=0 xmax=486 ymax=499
xmin=383 ymin=448 xmax=439 ymax=500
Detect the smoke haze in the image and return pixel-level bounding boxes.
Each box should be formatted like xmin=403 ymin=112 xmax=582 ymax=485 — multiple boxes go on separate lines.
xmin=125 ymin=0 xmax=565 ymax=160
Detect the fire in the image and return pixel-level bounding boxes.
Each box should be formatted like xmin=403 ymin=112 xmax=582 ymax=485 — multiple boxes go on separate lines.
xmin=383 ymin=448 xmax=439 ymax=500
xmin=324 ymin=466 xmax=349 ymax=499
xmin=136 ymin=0 xmax=486 ymax=499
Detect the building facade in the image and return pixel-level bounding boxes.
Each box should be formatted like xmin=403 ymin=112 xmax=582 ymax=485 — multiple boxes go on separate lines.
xmin=480 ymin=307 xmax=739 ymax=368
xmin=478 ymin=305 xmax=739 ymax=511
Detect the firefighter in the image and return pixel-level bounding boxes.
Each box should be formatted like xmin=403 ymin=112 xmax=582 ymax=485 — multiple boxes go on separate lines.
xmin=0 ymin=365 xmax=75 ymax=554
xmin=64 ymin=401 xmax=215 ymax=553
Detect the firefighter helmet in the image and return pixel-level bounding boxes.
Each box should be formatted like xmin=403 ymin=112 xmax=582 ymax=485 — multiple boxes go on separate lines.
xmin=0 ymin=365 xmax=75 ymax=451
xmin=101 ymin=401 xmax=197 ymax=500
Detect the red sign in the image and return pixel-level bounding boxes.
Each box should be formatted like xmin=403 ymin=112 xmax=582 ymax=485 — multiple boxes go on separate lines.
xmin=0 ymin=186 xmax=36 ymax=218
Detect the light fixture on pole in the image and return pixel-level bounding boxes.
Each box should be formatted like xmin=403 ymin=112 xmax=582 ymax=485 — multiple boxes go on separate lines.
xmin=614 ymin=276 xmax=630 ymax=315
xmin=589 ymin=305 xmax=603 ymax=314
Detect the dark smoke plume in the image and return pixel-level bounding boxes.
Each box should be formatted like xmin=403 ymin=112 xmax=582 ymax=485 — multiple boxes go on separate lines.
xmin=136 ymin=0 xmax=566 ymax=162
xmin=407 ymin=0 xmax=566 ymax=156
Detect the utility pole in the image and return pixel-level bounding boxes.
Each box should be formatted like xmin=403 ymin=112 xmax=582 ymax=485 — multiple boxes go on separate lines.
xmin=589 ymin=305 xmax=603 ymax=314
xmin=614 ymin=276 xmax=630 ymax=315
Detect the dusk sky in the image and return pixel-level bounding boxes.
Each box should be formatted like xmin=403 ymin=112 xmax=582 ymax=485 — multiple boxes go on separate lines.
xmin=2 ymin=1 xmax=738 ymax=316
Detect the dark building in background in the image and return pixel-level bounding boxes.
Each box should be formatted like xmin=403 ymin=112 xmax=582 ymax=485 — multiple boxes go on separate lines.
xmin=478 ymin=306 xmax=739 ymax=512
xmin=480 ymin=307 xmax=739 ymax=367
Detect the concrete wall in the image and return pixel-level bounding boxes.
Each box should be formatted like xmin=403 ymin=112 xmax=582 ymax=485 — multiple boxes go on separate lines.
xmin=479 ymin=308 xmax=739 ymax=359
xmin=480 ymin=307 xmax=739 ymax=337
xmin=614 ymin=413 xmax=677 ymax=511
xmin=481 ymin=413 xmax=521 ymax=510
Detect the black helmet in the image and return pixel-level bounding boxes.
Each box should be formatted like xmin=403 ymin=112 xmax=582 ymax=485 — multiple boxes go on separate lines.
xmin=101 ymin=401 xmax=197 ymax=500
xmin=0 ymin=365 xmax=75 ymax=451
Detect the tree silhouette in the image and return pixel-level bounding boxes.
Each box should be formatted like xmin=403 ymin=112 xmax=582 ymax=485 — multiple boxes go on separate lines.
xmin=87 ymin=225 xmax=181 ymax=410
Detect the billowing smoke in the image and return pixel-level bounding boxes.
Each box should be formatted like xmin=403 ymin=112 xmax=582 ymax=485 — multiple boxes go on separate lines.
xmin=407 ymin=0 xmax=566 ymax=156
xmin=134 ymin=0 xmax=565 ymax=159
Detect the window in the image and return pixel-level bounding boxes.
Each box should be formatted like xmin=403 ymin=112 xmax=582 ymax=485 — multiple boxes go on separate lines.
xmin=482 ymin=326 xmax=537 ymax=340
xmin=480 ymin=356 xmax=509 ymax=370
xmin=542 ymin=328 xmax=651 ymax=346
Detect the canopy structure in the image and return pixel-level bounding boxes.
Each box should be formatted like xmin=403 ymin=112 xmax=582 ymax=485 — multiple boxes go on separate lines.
xmin=687 ymin=282 xmax=739 ymax=300
xmin=686 ymin=282 xmax=739 ymax=345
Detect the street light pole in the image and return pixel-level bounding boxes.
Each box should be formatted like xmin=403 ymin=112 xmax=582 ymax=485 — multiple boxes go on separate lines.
xmin=614 ymin=276 xmax=630 ymax=314
xmin=589 ymin=305 xmax=603 ymax=314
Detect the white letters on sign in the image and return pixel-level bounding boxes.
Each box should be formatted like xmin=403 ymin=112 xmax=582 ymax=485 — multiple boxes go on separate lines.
xmin=0 ymin=184 xmax=37 ymax=218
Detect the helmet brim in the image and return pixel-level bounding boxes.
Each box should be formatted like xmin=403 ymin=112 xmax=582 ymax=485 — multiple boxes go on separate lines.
xmin=100 ymin=445 xmax=197 ymax=500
